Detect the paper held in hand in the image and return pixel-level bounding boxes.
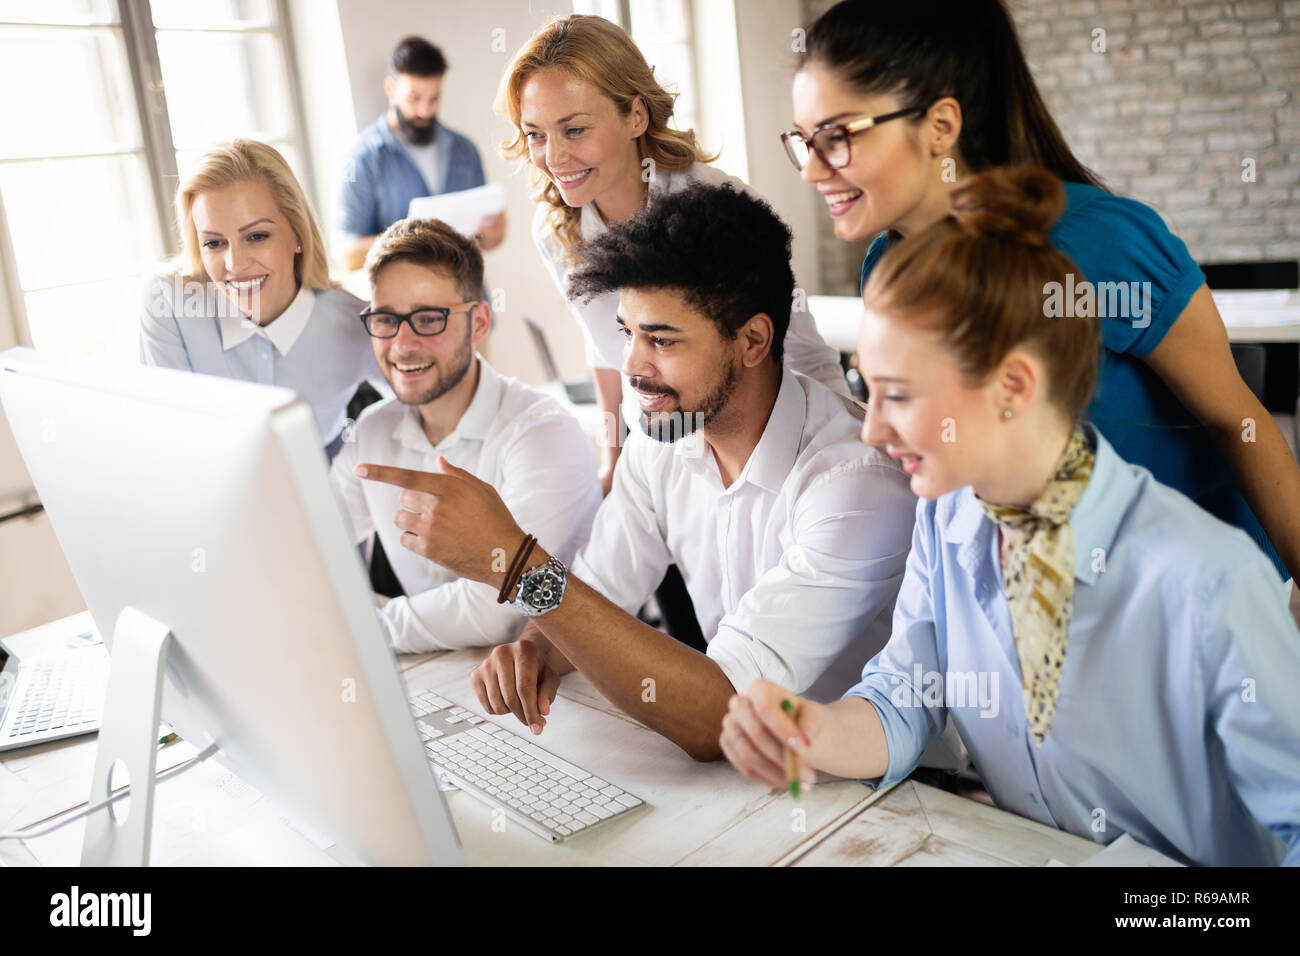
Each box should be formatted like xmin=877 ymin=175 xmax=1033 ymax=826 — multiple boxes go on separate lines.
xmin=408 ymin=183 xmax=507 ymax=238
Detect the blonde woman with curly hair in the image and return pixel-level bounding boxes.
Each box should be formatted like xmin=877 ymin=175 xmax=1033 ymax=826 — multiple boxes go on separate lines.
xmin=140 ymin=139 xmax=387 ymax=457
xmin=498 ymin=14 xmax=847 ymax=495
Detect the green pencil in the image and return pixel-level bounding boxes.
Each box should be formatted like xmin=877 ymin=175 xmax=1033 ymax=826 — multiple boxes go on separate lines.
xmin=781 ymin=698 xmax=800 ymax=800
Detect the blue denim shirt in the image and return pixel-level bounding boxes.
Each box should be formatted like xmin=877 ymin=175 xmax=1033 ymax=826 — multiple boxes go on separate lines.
xmin=338 ymin=115 xmax=485 ymax=239
xmin=844 ymin=425 xmax=1300 ymax=866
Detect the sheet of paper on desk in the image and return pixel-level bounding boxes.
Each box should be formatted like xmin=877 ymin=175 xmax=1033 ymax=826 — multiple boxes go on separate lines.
xmin=1046 ymin=833 xmax=1184 ymax=867
xmin=407 ymin=183 xmax=506 ymax=238
xmin=23 ymin=751 xmax=261 ymax=867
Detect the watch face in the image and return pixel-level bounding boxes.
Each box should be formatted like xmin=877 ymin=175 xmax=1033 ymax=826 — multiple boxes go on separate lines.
xmin=521 ymin=569 xmax=562 ymax=610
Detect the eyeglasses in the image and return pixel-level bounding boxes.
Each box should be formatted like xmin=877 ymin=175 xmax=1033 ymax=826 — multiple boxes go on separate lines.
xmin=359 ymin=302 xmax=479 ymax=338
xmin=780 ymin=106 xmax=928 ymax=172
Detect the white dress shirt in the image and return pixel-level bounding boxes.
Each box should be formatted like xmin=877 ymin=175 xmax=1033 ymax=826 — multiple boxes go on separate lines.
xmin=531 ymin=163 xmax=850 ymax=429
xmin=330 ymin=356 xmax=603 ymax=653
xmin=572 ymin=367 xmax=917 ymax=701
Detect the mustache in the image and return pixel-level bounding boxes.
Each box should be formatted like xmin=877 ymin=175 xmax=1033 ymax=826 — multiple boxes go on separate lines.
xmin=628 ymin=377 xmax=677 ymax=398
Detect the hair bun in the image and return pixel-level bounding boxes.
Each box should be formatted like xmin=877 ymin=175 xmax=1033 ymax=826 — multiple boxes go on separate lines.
xmin=949 ymin=164 xmax=1065 ymax=248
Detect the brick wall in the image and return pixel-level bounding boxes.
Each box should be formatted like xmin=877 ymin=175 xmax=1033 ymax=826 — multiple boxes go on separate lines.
xmin=803 ymin=0 xmax=1300 ymax=295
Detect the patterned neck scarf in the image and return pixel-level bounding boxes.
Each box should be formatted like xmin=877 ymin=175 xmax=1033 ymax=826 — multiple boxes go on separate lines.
xmin=977 ymin=427 xmax=1095 ymax=746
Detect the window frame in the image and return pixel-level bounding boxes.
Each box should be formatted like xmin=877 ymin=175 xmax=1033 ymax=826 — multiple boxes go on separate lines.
xmin=0 ymin=0 xmax=313 ymax=347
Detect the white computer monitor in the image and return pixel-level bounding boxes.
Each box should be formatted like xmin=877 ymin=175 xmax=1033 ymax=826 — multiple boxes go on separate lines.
xmin=0 ymin=347 xmax=463 ymax=866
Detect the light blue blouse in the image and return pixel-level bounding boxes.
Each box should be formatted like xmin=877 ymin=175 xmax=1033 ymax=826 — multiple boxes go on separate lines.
xmin=138 ymin=276 xmax=388 ymax=448
xmin=844 ymin=425 xmax=1300 ymax=866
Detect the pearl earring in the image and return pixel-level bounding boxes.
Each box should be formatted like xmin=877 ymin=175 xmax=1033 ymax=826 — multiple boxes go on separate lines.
xmin=296 ymin=245 xmax=302 ymax=253
xmin=1002 ymin=408 xmax=1013 ymax=420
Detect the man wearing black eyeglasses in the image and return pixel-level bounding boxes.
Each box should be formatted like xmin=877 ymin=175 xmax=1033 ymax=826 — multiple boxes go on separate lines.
xmin=329 ymin=216 xmax=602 ymax=653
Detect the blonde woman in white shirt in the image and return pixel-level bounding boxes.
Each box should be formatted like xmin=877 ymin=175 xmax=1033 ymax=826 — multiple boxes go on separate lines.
xmin=497 ymin=14 xmax=847 ymax=495
xmin=331 ymin=217 xmax=602 ymax=652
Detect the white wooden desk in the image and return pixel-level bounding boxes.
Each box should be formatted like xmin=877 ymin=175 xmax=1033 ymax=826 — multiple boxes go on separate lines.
xmin=782 ymin=779 xmax=1103 ymax=867
xmin=1 ymin=622 xmax=1103 ymax=867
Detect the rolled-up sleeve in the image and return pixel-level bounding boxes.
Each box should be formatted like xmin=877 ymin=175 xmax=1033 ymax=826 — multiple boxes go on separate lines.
xmin=382 ymin=408 xmax=603 ymax=652
xmin=841 ymin=498 xmax=949 ymax=789
xmin=1202 ymin=559 xmax=1300 ymax=865
xmin=338 ymin=149 xmax=378 ymax=240
xmin=572 ymin=433 xmax=673 ymax=615
xmin=706 ymin=456 xmax=915 ymax=696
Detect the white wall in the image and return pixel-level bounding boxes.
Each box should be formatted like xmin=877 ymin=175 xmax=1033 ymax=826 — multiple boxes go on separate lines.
xmin=733 ymin=0 xmax=824 ymax=296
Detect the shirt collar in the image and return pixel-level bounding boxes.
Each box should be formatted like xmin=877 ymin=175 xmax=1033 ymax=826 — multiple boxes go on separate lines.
xmin=218 ymin=285 xmax=315 ymax=355
xmin=939 ymin=423 xmax=1133 ymax=585
xmin=389 ymin=355 xmax=501 ymax=454
xmin=679 ymin=365 xmax=803 ymax=494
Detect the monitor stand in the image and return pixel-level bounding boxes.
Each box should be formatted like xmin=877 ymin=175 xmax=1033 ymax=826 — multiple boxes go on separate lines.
xmin=80 ymin=607 xmax=176 ymax=867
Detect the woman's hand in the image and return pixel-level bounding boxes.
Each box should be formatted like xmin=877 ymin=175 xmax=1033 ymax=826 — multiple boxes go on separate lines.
xmin=719 ymin=679 xmax=822 ymax=791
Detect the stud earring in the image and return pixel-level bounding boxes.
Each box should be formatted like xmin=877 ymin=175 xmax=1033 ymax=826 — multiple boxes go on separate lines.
xmin=1001 ymin=408 xmax=1013 ymax=420
xmin=296 ymin=245 xmax=302 ymax=253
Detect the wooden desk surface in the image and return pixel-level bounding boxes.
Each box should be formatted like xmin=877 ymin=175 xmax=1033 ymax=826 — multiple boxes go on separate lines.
xmin=781 ymin=779 xmax=1104 ymax=867
xmin=1 ymin=624 xmax=1105 ymax=867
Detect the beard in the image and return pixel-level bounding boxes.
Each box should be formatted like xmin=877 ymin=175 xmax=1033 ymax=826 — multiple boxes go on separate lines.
xmin=395 ymin=106 xmax=437 ymax=146
xmin=387 ymin=323 xmax=474 ymax=406
xmin=631 ymin=358 xmax=739 ymax=444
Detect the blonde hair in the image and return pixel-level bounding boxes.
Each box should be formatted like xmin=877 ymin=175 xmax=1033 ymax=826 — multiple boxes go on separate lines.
xmin=495 ymin=14 xmax=716 ymax=263
xmin=173 ymin=139 xmax=334 ymax=289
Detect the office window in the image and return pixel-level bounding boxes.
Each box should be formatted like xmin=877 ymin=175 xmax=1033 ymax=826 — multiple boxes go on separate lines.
xmin=570 ymin=0 xmax=699 ymax=136
xmin=627 ymin=0 xmax=698 ymax=137
xmin=150 ymin=0 xmax=305 ymax=183
xmin=0 ymin=0 xmax=307 ymax=363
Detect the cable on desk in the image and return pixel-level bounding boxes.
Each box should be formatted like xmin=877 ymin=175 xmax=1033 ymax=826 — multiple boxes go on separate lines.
xmin=0 ymin=741 xmax=220 ymax=840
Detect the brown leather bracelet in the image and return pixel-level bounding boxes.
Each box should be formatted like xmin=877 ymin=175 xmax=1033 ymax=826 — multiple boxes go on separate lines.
xmin=497 ymin=535 xmax=530 ymax=604
xmin=497 ymin=533 xmax=537 ymax=604
xmin=502 ymin=536 xmax=537 ymax=604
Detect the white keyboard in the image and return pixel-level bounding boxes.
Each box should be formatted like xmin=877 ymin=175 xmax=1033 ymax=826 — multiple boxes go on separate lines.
xmin=407 ymin=691 xmax=645 ymax=843
xmin=0 ymin=652 xmax=106 ymax=751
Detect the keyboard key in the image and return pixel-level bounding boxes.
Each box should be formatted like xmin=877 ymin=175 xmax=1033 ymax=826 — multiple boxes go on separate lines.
xmin=554 ymin=826 xmax=571 ymax=836
xmin=589 ymin=804 xmax=614 ymax=819
xmin=517 ymin=744 xmax=590 ymax=781
xmin=614 ymin=793 xmax=643 ymax=808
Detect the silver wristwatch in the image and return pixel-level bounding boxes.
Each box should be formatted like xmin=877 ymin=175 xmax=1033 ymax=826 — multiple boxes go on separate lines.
xmin=509 ymin=555 xmax=568 ymax=617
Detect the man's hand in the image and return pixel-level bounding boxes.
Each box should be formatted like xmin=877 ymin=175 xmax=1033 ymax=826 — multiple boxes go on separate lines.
xmin=474 ymin=212 xmax=506 ymax=252
xmin=356 ymin=456 xmax=526 ymax=587
xmin=471 ymin=636 xmax=560 ymax=735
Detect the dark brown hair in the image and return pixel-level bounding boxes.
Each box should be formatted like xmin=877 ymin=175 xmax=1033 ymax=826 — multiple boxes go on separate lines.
xmin=365 ymin=217 xmax=484 ymax=301
xmin=863 ymin=165 xmax=1099 ymax=418
xmin=800 ymin=0 xmax=1105 ymax=189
